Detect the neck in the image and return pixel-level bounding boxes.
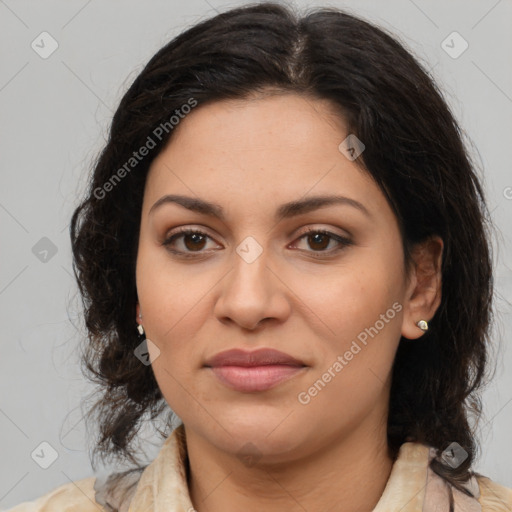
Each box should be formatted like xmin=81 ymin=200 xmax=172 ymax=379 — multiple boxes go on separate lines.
xmin=185 ymin=415 xmax=394 ymax=512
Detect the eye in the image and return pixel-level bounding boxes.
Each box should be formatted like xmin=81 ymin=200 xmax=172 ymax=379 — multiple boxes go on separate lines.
xmin=162 ymin=227 xmax=353 ymax=259
xmin=290 ymin=228 xmax=353 ymax=257
xmin=162 ymin=228 xmax=219 ymax=258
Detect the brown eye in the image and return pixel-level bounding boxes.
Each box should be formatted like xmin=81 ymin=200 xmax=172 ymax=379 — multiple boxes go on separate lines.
xmin=292 ymin=228 xmax=353 ymax=256
xmin=306 ymin=232 xmax=331 ymax=251
xmin=162 ymin=227 xmax=352 ymax=260
xmin=182 ymin=232 xmax=207 ymax=251
xmin=162 ymin=228 xmax=218 ymax=257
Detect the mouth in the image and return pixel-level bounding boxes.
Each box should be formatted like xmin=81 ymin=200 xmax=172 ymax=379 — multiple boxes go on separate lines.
xmin=204 ymin=348 xmax=307 ymax=393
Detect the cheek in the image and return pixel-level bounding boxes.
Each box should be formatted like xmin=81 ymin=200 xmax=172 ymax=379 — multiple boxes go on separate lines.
xmin=290 ymin=251 xmax=404 ymax=402
xmin=294 ymin=284 xmax=402 ymax=431
xmin=136 ymin=243 xmax=208 ymax=342
xmin=135 ymin=249 xmax=203 ymax=397
xmin=293 ymin=255 xmax=402 ymax=343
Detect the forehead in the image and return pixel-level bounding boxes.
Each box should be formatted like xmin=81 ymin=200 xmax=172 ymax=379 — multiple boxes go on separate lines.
xmin=163 ymin=92 xmax=348 ymax=154
xmin=143 ymin=94 xmax=387 ymax=222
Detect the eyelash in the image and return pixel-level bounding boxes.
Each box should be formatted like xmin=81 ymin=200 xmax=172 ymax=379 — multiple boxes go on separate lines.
xmin=161 ymin=227 xmax=353 ymax=259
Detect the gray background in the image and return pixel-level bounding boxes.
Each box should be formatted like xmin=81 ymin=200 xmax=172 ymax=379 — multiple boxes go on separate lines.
xmin=1 ymin=0 xmax=511 ymax=507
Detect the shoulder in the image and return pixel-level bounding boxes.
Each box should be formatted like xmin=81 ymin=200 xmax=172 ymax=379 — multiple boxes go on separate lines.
xmin=476 ymin=474 xmax=512 ymax=511
xmin=4 ymin=477 xmax=107 ymax=512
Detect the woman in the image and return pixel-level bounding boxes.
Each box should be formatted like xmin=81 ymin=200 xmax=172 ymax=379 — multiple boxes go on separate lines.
xmin=7 ymin=2 xmax=512 ymax=511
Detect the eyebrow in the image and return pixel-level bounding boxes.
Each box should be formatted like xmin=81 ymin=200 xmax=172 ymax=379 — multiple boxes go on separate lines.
xmin=149 ymin=193 xmax=371 ymax=221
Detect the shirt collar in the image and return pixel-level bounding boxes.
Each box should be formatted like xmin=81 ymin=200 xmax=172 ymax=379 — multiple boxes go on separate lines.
xmin=127 ymin=424 xmax=481 ymax=512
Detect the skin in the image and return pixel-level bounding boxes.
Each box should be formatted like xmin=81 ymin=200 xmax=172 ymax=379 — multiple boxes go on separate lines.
xmin=135 ymin=92 xmax=443 ymax=512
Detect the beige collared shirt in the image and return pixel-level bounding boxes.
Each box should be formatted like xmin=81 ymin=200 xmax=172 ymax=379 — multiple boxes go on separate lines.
xmin=6 ymin=424 xmax=512 ymax=511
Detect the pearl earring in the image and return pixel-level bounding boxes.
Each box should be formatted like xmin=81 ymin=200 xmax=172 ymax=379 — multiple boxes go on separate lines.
xmin=137 ymin=313 xmax=144 ymax=336
xmin=416 ymin=320 xmax=429 ymax=331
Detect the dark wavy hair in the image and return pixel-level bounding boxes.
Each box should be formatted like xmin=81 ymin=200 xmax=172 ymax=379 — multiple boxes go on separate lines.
xmin=70 ymin=0 xmax=497 ymax=503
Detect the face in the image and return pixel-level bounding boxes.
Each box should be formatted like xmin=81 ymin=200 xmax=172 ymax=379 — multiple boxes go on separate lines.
xmin=135 ymin=93 xmax=429 ymax=464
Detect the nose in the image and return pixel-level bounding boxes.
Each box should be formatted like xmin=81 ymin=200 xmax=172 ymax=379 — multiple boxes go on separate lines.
xmin=213 ymin=246 xmax=291 ymax=331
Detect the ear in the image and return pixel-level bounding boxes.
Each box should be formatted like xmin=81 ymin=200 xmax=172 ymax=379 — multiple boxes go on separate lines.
xmin=401 ymin=236 xmax=444 ymax=340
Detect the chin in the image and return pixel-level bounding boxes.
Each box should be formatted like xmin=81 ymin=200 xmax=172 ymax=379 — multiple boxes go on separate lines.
xmin=205 ymin=415 xmax=305 ymax=460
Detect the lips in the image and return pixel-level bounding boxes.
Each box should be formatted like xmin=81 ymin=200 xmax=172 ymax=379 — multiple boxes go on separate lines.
xmin=204 ymin=348 xmax=307 ymax=392
xmin=204 ymin=348 xmax=305 ymax=368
